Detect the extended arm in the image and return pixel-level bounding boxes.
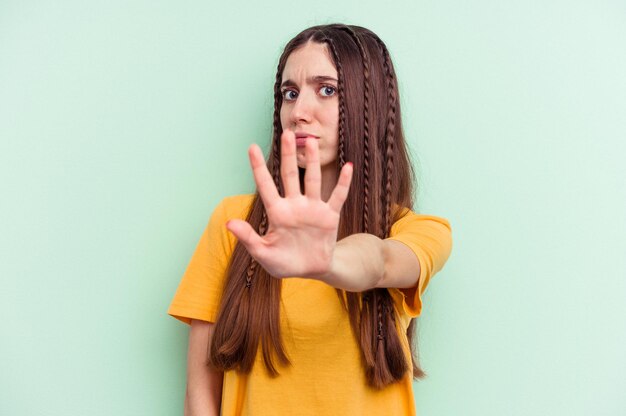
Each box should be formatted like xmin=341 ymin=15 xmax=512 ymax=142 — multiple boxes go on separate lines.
xmin=225 ymin=130 xmax=450 ymax=294
xmin=318 ymin=233 xmax=420 ymax=292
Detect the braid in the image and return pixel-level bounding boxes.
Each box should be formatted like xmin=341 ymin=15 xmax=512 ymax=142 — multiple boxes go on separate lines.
xmin=245 ymin=260 xmax=256 ymax=289
xmin=244 ymin=68 xmax=284 ymax=291
xmin=377 ymin=39 xmax=397 ymax=235
xmin=339 ymin=28 xmax=387 ymax=353
xmin=376 ymin=298 xmax=384 ymax=342
xmin=324 ymin=37 xmax=347 ymax=168
xmin=258 ymin=77 xmax=278 ymax=290
xmin=339 ymin=26 xmax=372 ymax=234
xmin=272 ymin=68 xmax=284 ymax=197
xmin=245 ymin=211 xmax=268 ymax=289
xmin=344 ymin=26 xmax=387 ymax=348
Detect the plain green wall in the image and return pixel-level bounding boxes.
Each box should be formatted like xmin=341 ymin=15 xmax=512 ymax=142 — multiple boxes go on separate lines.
xmin=1 ymin=1 xmax=624 ymax=414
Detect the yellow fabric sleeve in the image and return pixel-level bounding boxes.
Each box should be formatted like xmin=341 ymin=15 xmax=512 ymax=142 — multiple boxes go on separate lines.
xmin=167 ymin=196 xmax=249 ymax=325
xmin=385 ymin=209 xmax=453 ymax=318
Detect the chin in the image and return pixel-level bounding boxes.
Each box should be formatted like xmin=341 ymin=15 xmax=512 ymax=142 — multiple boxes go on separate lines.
xmin=294 ymin=152 xmax=337 ymax=171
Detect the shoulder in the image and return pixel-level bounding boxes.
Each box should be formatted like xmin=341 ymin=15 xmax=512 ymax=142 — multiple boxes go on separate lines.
xmin=390 ymin=206 xmax=452 ymax=236
xmin=214 ymin=193 xmax=256 ymax=220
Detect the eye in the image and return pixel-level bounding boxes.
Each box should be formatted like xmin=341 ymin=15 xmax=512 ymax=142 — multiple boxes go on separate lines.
xmin=282 ymin=89 xmax=298 ymax=101
xmin=320 ymin=85 xmax=336 ymax=97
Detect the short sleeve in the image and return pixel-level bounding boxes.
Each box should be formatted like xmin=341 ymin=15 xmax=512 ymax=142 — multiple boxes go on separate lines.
xmin=385 ymin=209 xmax=453 ymax=318
xmin=167 ymin=195 xmax=252 ymax=325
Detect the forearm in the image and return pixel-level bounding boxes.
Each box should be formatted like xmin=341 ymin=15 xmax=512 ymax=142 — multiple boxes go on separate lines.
xmin=185 ymin=320 xmax=223 ymax=416
xmin=319 ymin=233 xmax=386 ymax=292
xmin=185 ymin=377 xmax=222 ymax=416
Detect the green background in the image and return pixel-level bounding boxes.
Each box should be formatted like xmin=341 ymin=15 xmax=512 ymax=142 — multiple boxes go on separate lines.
xmin=1 ymin=1 xmax=624 ymax=414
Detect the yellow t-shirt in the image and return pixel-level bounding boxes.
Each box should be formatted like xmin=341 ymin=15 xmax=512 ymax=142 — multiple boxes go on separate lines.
xmin=168 ymin=194 xmax=453 ymax=416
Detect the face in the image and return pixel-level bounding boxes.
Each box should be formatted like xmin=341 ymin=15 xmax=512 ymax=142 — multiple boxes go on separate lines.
xmin=279 ymin=41 xmax=339 ymax=170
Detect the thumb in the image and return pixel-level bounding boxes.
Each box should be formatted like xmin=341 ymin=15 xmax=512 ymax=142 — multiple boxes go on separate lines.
xmin=225 ymin=219 xmax=264 ymax=257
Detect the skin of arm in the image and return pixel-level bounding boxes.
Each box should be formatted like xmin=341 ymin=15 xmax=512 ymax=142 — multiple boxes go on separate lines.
xmin=229 ymin=132 xmax=422 ymax=292
xmin=185 ymin=319 xmax=224 ymax=416
xmin=319 ymin=233 xmax=420 ymax=292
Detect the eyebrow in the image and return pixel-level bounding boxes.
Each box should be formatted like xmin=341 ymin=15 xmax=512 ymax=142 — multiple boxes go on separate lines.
xmin=280 ymin=75 xmax=338 ymax=89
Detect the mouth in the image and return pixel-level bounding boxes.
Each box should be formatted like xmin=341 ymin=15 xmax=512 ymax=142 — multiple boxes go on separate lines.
xmin=294 ymin=132 xmax=319 ymax=147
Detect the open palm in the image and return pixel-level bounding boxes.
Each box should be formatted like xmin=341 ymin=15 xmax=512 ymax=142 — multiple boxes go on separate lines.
xmin=226 ymin=129 xmax=354 ymax=279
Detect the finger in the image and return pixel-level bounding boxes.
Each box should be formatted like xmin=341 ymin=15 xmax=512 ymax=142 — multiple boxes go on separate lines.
xmin=280 ymin=129 xmax=301 ymax=197
xmin=226 ymin=219 xmax=265 ymax=258
xmin=304 ymin=137 xmax=321 ymax=200
xmin=249 ymin=143 xmax=280 ymax=207
xmin=327 ymin=162 xmax=353 ymax=213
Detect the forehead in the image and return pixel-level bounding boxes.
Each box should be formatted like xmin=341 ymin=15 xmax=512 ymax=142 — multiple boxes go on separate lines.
xmin=281 ymin=41 xmax=337 ymax=80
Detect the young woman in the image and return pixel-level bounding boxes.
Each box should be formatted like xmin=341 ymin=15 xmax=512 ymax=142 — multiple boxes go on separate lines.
xmin=168 ymin=23 xmax=453 ymax=416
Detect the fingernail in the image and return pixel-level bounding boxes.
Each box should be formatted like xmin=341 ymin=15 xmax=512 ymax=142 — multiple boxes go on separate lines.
xmin=346 ymin=162 xmax=353 ymax=168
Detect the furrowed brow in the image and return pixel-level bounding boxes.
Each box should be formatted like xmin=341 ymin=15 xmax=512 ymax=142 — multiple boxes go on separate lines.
xmin=280 ymin=75 xmax=338 ymax=89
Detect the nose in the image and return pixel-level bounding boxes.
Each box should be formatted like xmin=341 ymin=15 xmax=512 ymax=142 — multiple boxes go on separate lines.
xmin=289 ymin=91 xmax=313 ymax=125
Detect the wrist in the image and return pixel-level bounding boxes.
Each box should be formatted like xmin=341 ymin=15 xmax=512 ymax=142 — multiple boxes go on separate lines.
xmin=317 ymin=241 xmax=343 ymax=286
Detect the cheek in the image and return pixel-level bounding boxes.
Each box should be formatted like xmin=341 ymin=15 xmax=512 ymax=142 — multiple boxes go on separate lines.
xmin=327 ymin=108 xmax=339 ymax=139
xmin=328 ymin=107 xmax=339 ymax=130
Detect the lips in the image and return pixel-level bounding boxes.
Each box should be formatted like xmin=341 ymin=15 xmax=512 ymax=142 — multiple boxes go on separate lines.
xmin=294 ymin=132 xmax=319 ymax=148
xmin=294 ymin=132 xmax=319 ymax=139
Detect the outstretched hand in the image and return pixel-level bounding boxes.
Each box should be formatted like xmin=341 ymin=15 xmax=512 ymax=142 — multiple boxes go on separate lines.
xmin=226 ymin=129 xmax=354 ymax=279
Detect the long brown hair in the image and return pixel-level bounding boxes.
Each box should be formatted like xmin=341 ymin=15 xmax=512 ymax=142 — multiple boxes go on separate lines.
xmin=209 ymin=23 xmax=424 ymax=389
